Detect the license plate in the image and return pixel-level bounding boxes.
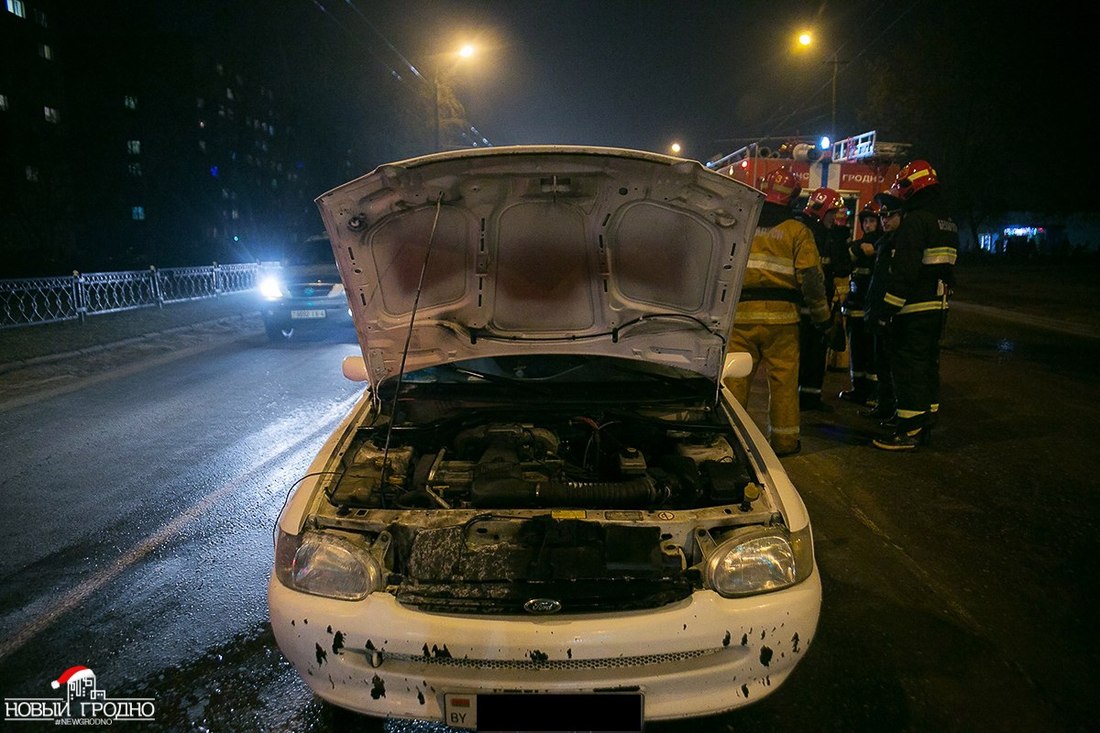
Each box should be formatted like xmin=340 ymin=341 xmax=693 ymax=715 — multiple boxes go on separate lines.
xmin=290 ymin=309 xmax=326 ymax=319
xmin=443 ymin=692 xmax=643 ymax=732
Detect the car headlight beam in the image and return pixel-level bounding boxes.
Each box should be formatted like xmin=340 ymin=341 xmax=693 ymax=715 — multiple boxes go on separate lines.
xmin=704 ymin=525 xmax=814 ymax=598
xmin=275 ymin=530 xmax=384 ymax=601
xmin=259 ymin=275 xmax=285 ymax=300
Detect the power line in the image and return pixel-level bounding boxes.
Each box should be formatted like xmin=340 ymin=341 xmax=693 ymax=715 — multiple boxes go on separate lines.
xmin=307 ymin=0 xmax=493 ymax=146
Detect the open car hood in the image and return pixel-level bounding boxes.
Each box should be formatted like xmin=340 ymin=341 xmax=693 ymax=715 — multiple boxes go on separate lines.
xmin=316 ymin=146 xmax=762 ymax=390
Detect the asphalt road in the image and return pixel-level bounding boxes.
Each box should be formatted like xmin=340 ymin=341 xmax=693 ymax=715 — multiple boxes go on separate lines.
xmin=0 ymin=289 xmax=1097 ymax=732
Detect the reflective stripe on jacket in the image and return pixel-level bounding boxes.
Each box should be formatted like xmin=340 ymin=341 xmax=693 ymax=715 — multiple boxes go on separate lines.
xmin=736 ymin=217 xmax=829 ymax=326
xmin=880 ymin=203 xmax=958 ymax=316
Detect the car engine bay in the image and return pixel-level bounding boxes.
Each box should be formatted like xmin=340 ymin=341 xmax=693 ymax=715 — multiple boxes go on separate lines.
xmin=324 ymin=411 xmax=762 ymax=512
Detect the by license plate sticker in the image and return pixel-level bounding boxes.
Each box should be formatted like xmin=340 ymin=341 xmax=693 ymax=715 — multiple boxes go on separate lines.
xmin=443 ymin=692 xmax=643 ymax=732
xmin=290 ymin=309 xmax=326 ymax=319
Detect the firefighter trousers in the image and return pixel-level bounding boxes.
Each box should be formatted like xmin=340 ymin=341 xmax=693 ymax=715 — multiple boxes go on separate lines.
xmin=724 ymin=322 xmax=801 ymax=454
xmin=886 ymin=311 xmax=942 ymax=433
xmin=798 ymin=315 xmax=828 ymax=403
xmin=846 ymin=314 xmax=875 ymax=398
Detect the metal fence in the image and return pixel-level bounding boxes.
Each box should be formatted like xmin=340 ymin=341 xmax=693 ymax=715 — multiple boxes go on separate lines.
xmin=0 ymin=263 xmax=264 ymax=329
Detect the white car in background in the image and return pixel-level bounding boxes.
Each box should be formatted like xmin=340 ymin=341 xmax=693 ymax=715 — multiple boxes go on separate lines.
xmin=268 ymin=146 xmax=821 ymax=729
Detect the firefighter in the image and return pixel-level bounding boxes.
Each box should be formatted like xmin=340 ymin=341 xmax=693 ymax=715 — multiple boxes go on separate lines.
xmin=865 ymin=161 xmax=958 ymax=451
xmin=862 ymin=193 xmax=904 ymax=423
xmin=838 ymin=201 xmax=883 ymax=405
xmin=795 ymin=187 xmax=850 ymax=410
xmin=724 ymin=167 xmax=832 ymax=457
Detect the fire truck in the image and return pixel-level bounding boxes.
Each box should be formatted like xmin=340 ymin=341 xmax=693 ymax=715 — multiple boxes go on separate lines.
xmin=706 ymin=130 xmax=911 ymax=234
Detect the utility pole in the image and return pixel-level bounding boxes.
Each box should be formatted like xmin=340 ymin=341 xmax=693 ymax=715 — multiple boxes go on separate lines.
xmin=831 ymin=51 xmax=838 ymax=140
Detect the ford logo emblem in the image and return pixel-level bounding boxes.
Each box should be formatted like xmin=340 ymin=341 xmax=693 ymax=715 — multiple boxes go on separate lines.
xmin=523 ymin=598 xmax=562 ymax=615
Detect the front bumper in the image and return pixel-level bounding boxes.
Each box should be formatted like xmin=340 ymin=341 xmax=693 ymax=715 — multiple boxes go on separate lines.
xmin=268 ymin=568 xmax=821 ymax=723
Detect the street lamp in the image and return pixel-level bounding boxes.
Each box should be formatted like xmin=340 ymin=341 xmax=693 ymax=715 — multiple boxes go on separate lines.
xmin=796 ymin=31 xmax=839 ymax=140
xmin=670 ymin=142 xmax=682 ymax=155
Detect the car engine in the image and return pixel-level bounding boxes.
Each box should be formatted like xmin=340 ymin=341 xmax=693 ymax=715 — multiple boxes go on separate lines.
xmin=326 ymin=416 xmax=756 ymax=511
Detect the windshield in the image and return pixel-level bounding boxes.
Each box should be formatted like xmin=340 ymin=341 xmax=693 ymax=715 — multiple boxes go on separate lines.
xmin=285 ymin=238 xmax=335 ymax=267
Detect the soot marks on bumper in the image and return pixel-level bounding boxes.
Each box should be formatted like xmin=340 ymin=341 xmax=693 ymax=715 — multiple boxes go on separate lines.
xmin=722 ymin=630 xmax=731 ymax=647
xmin=792 ymin=632 xmax=801 ymax=653
xmin=370 ymin=674 xmax=386 ymax=700
xmin=759 ymin=645 xmax=773 ymax=667
xmin=315 ymin=643 xmax=327 ymax=666
xmin=422 ymin=643 xmax=452 ymax=658
xmin=529 ymin=649 xmax=549 ymax=663
xmin=331 ymin=629 xmax=345 ymax=655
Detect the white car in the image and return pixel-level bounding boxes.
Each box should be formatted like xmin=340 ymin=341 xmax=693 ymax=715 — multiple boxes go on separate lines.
xmin=268 ymin=146 xmax=821 ymax=730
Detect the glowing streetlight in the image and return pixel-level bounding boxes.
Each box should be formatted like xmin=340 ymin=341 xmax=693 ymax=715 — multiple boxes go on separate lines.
xmin=670 ymin=142 xmax=682 ymax=155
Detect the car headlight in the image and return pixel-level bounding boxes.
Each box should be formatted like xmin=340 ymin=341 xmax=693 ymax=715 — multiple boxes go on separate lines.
xmin=274 ymin=530 xmax=384 ymax=601
xmin=704 ymin=525 xmax=814 ymax=598
xmin=259 ymin=275 xmax=285 ymax=300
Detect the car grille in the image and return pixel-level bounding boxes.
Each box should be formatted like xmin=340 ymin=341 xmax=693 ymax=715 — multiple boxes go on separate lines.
xmin=393 ymin=518 xmax=694 ymax=615
xmin=287 ymin=283 xmax=338 ymax=298
xmin=395 ymin=577 xmax=693 ymax=615
xmin=373 ymin=647 xmax=719 ymax=671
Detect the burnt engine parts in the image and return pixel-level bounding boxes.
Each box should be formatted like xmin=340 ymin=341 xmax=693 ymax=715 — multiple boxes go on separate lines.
xmin=327 ymin=420 xmax=752 ymax=510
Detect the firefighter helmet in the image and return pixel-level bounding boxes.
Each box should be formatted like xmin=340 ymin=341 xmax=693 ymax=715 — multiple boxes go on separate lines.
xmin=889 ymin=159 xmax=939 ymax=201
xmin=759 ymin=166 xmax=802 ymax=206
xmin=803 ymin=187 xmax=842 ymax=222
xmin=858 ymin=201 xmax=881 ymax=221
xmin=874 ymin=191 xmax=903 ymax=216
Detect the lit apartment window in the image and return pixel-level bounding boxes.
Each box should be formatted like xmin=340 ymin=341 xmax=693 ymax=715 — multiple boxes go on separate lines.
xmin=132 ymin=206 xmax=145 ymax=221
xmin=127 ymin=140 xmax=141 ymax=154
xmin=226 ymin=87 xmax=234 ymax=101
xmin=39 ymin=44 xmax=52 ymax=60
xmin=231 ymin=209 xmax=239 ymax=220
xmin=0 ymin=94 xmax=8 ymax=111
xmin=128 ymin=162 xmax=142 ymax=176
xmin=6 ymin=0 xmax=26 ymax=19
xmin=43 ymin=106 xmax=59 ymax=123
xmin=124 ymin=95 xmax=137 ymax=109
xmin=25 ymin=165 xmax=38 ymax=182
xmin=198 ymin=140 xmax=206 ymax=152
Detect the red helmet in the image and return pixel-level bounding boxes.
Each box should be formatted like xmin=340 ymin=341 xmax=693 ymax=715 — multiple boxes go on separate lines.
xmin=889 ymin=159 xmax=939 ymax=200
xmin=803 ymin=187 xmax=842 ymax=222
xmin=759 ymin=166 xmax=802 ymax=206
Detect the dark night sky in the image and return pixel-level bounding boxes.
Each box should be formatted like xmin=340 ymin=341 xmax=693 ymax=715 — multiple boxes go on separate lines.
xmin=62 ymin=0 xmax=1090 ymax=207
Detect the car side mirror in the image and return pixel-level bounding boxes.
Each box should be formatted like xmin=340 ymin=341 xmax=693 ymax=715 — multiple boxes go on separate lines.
xmin=722 ymin=352 xmax=753 ymax=380
xmin=342 ymin=355 xmax=369 ymax=382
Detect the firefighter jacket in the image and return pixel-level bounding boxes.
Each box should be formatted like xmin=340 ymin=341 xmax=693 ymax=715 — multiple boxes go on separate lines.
xmin=842 ymin=229 xmax=883 ymax=319
xmin=874 ymin=188 xmax=958 ymax=319
xmin=793 ymin=212 xmax=851 ymax=301
xmin=736 ymin=204 xmax=831 ymax=327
